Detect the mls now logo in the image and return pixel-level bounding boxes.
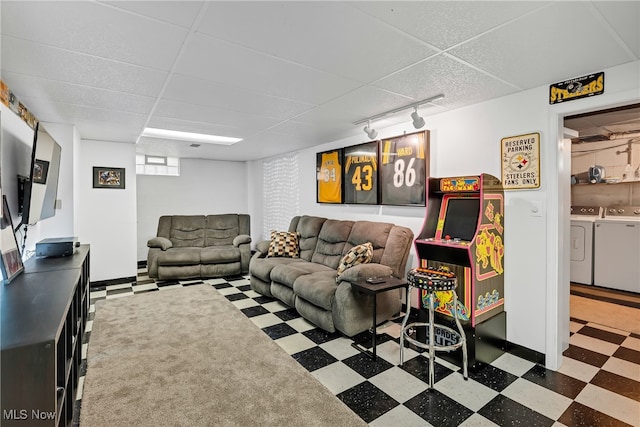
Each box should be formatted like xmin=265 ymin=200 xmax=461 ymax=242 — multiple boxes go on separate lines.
xmin=4 ymin=409 xmax=56 ymax=420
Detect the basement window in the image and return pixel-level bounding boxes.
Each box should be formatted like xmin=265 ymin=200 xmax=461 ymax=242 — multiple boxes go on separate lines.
xmin=136 ymin=155 xmax=180 ymax=176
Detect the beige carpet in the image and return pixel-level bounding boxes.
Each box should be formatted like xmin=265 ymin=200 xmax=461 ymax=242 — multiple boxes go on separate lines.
xmin=570 ymin=294 xmax=640 ymax=335
xmin=81 ymin=285 xmax=366 ymax=426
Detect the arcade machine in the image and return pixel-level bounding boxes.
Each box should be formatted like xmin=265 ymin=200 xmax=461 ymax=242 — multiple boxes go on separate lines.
xmin=414 ymin=173 xmax=506 ymax=369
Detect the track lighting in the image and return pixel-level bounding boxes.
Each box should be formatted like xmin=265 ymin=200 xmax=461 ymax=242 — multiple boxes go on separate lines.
xmin=363 ymin=120 xmax=378 ymax=140
xmin=411 ymin=107 xmax=425 ymax=129
xmin=353 ymin=93 xmax=444 ymax=135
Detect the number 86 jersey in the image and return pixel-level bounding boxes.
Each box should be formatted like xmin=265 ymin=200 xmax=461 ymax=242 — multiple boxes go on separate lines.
xmin=380 ymin=132 xmax=427 ymax=205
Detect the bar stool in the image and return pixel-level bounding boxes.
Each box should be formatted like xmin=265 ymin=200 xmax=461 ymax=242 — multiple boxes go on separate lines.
xmin=400 ymin=266 xmax=468 ymax=389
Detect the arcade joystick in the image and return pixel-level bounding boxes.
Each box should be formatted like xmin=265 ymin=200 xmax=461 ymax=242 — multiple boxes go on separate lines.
xmin=445 ymin=234 xmax=451 ymax=240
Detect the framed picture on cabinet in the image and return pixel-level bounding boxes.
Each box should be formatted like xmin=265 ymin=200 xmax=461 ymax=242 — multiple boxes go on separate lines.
xmin=1 ymin=195 xmax=24 ymax=284
xmin=343 ymin=141 xmax=379 ymax=204
xmin=379 ymin=130 xmax=429 ymax=206
xmin=316 ymin=149 xmax=344 ymax=204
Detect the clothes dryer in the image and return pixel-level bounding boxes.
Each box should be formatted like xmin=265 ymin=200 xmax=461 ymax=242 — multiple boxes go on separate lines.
xmin=594 ymin=206 xmax=640 ymax=293
xmin=570 ymin=206 xmax=602 ymax=285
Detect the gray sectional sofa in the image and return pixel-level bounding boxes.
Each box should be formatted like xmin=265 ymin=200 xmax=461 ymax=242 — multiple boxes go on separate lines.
xmin=250 ymin=215 xmax=414 ymax=337
xmin=147 ymin=214 xmax=251 ymax=280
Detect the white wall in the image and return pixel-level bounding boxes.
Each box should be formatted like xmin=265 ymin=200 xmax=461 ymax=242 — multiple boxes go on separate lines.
xmin=0 ymin=107 xmax=75 ymax=255
xmin=76 ymin=139 xmax=137 ymax=281
xmin=248 ymin=60 xmax=640 ymax=368
xmin=136 ymin=158 xmax=248 ymax=261
xmin=1 ymin=103 xmax=33 ymax=228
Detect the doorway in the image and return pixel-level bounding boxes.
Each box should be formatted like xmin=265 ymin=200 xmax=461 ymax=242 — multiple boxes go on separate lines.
xmin=564 ymin=103 xmax=640 ymax=335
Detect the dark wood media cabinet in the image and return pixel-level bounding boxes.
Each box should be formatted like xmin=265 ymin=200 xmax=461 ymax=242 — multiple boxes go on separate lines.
xmin=1 ymin=245 xmax=90 ymax=426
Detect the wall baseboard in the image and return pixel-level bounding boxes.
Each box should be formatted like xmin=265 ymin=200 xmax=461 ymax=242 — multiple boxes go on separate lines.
xmin=90 ymin=276 xmax=136 ymax=289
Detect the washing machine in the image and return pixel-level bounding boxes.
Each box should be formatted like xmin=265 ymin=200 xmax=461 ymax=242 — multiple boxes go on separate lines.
xmin=570 ymin=206 xmax=602 ymax=285
xmin=594 ymin=206 xmax=640 ymax=294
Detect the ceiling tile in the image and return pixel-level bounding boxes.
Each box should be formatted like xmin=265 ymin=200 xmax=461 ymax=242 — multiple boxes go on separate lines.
xmin=18 ymin=95 xmax=146 ymax=142
xmin=19 ymin=95 xmax=148 ymax=127
xmin=1 ymin=38 xmax=168 ymax=97
xmin=197 ymin=2 xmax=436 ymax=83
xmin=374 ymin=54 xmax=518 ymax=110
xmin=162 ymin=74 xmax=315 ymax=121
xmin=448 ymin=2 xmax=635 ymax=89
xmin=1 ymin=1 xmax=189 ymax=70
xmin=151 ymin=100 xmax=279 ymax=134
xmin=136 ymin=132 xmax=302 ymax=162
xmin=174 ymin=33 xmax=362 ymax=105
xmin=592 ymin=1 xmax=640 ymax=58
xmin=293 ymin=85 xmax=415 ymax=127
xmin=2 ymin=71 xmax=156 ymax=115
xmin=100 ymin=0 xmax=204 ymax=29
xmin=351 ymin=1 xmax=550 ymax=50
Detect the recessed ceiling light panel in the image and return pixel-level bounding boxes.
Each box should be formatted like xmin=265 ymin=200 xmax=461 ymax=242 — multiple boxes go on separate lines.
xmin=140 ymin=127 xmax=242 ymax=145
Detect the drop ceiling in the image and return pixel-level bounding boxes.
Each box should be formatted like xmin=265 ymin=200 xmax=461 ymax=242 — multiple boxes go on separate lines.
xmin=1 ymin=1 xmax=638 ymax=161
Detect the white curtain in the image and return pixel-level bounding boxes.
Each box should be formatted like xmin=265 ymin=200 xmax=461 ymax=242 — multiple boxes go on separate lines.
xmin=262 ymin=154 xmax=299 ymax=239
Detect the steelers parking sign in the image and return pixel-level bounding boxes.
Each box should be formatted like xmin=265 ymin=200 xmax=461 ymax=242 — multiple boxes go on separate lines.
xmin=501 ymin=132 xmax=540 ymax=190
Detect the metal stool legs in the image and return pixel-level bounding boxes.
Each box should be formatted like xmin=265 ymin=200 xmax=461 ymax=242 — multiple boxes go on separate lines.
xmin=400 ymin=285 xmax=468 ymax=388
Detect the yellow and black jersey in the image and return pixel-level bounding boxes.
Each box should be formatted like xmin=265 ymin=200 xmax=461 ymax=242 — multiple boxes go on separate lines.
xmin=344 ymin=142 xmax=378 ymax=204
xmin=317 ymin=150 xmax=342 ymax=203
xmin=380 ymin=132 xmax=427 ymax=205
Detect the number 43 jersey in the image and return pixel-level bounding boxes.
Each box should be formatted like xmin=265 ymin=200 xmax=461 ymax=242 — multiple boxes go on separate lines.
xmin=344 ymin=142 xmax=378 ymax=204
xmin=380 ymin=132 xmax=427 ymax=205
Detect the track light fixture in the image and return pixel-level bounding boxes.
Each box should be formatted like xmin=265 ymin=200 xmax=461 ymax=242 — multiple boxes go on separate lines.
xmin=363 ymin=120 xmax=378 ymax=140
xmin=411 ymin=107 xmax=425 ymax=129
xmin=353 ymin=93 xmax=444 ymax=135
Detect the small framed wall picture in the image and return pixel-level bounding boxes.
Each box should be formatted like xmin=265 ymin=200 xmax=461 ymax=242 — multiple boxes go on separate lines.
xmin=316 ymin=149 xmax=344 ymax=204
xmin=93 ymin=166 xmax=125 ymax=189
xmin=1 ymin=195 xmax=24 ymax=284
xmin=33 ymin=159 xmax=49 ymax=184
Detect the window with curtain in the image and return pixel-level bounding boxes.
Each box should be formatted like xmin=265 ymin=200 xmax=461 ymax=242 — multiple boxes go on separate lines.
xmin=262 ymin=154 xmax=299 ymax=240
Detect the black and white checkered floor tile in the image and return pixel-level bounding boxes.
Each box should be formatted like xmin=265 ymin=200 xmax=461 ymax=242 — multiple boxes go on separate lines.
xmin=81 ymin=271 xmax=640 ymax=427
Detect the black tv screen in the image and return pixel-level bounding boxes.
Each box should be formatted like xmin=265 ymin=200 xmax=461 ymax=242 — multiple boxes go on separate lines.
xmin=441 ymin=197 xmax=480 ymax=242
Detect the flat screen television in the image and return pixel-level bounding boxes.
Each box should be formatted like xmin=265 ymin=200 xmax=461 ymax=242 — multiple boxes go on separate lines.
xmin=441 ymin=197 xmax=480 ymax=242
xmin=19 ymin=123 xmax=62 ymax=228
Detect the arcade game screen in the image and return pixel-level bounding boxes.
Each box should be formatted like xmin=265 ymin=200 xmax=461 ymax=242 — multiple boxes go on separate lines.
xmin=441 ymin=197 xmax=480 ymax=241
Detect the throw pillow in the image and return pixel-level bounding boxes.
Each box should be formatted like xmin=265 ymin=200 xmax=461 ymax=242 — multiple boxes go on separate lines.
xmin=336 ymin=242 xmax=373 ymax=277
xmin=267 ymin=231 xmax=300 ymax=258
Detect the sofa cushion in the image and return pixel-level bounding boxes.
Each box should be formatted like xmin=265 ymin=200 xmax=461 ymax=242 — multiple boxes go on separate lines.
xmin=200 ymin=246 xmax=240 ymax=264
xmin=293 ymin=271 xmax=339 ymax=310
xmin=344 ymin=221 xmax=393 ymax=263
xmin=271 ymin=262 xmax=334 ymax=288
xmin=336 ymin=242 xmax=373 ymax=279
xmin=291 ymin=216 xmax=327 ymax=261
xmin=267 ymin=231 xmax=300 ymax=258
xmin=250 ymin=257 xmax=305 ymax=283
xmin=311 ymin=219 xmax=354 ymax=269
xmin=169 ymin=216 xmax=206 ymax=247
xmin=205 ymin=214 xmax=240 ymax=246
xmin=157 ymin=247 xmax=201 ymax=265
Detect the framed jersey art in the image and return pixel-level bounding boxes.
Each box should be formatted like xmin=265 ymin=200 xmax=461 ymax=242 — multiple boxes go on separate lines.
xmin=380 ymin=130 xmax=429 ymax=206
xmin=343 ymin=141 xmax=379 ymax=204
xmin=316 ymin=148 xmax=343 ymax=203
